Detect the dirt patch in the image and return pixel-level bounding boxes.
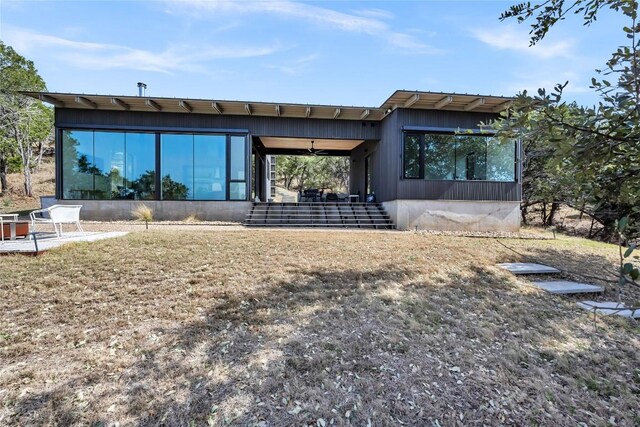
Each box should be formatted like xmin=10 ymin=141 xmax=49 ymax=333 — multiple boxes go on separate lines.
xmin=1 ymin=230 xmax=639 ymax=425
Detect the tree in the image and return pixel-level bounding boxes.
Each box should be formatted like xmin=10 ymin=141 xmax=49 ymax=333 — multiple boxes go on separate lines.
xmin=498 ymin=0 xmax=640 ymax=240
xmin=275 ymin=155 xmax=350 ymax=193
xmin=0 ymin=42 xmax=53 ymax=197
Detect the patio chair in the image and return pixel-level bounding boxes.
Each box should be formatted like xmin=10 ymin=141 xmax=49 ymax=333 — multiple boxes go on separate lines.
xmin=30 ymin=204 xmax=84 ymax=238
xmin=326 ymin=192 xmax=339 ymax=202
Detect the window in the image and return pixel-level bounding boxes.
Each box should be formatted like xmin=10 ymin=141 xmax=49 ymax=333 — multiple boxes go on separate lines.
xmin=125 ymin=133 xmax=156 ymax=200
xmin=424 ymin=134 xmax=455 ymax=180
xmin=403 ymin=134 xmax=421 ymax=178
xmin=229 ymin=136 xmax=247 ymax=200
xmin=62 ymin=130 xmax=94 ymax=199
xmin=194 ymin=134 xmax=226 ymax=200
xmin=455 ymin=135 xmax=487 ymax=181
xmin=62 ymin=130 xmax=155 ymax=199
xmin=402 ymin=131 xmax=516 ymax=182
xmin=161 ymin=134 xmax=193 ymax=200
xmin=63 ymin=130 xmax=248 ymax=200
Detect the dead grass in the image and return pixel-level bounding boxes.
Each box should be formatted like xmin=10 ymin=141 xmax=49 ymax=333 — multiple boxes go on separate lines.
xmin=1 ymin=229 xmax=639 ymax=426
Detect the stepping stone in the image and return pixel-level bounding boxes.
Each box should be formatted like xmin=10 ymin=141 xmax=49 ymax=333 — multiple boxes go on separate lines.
xmin=496 ymin=262 xmax=560 ymax=275
xmin=577 ymin=301 xmax=640 ymax=318
xmin=531 ymin=280 xmax=603 ymax=294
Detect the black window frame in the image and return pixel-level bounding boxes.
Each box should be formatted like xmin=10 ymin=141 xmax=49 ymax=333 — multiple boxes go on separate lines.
xmin=59 ymin=127 xmax=250 ymax=201
xmin=401 ymin=130 xmax=518 ymax=183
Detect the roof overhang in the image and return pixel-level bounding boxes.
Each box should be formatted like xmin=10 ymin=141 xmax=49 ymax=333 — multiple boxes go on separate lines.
xmin=22 ymin=90 xmax=514 ymax=119
xmin=21 ymin=92 xmax=386 ymax=121
xmin=379 ymin=90 xmax=513 ymax=114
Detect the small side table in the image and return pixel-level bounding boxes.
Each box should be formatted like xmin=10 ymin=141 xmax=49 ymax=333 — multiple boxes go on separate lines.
xmin=349 ymin=194 xmax=359 ymax=203
xmin=1 ymin=214 xmax=20 ymax=243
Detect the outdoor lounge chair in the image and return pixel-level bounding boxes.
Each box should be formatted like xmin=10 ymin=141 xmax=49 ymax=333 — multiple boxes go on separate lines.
xmin=30 ymin=204 xmax=84 ymax=238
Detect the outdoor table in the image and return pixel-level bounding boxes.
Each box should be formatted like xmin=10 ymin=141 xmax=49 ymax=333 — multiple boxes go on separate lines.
xmin=1 ymin=216 xmax=30 ymax=242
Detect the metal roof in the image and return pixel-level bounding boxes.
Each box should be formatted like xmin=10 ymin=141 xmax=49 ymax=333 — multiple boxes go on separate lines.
xmin=22 ymin=90 xmax=513 ymax=120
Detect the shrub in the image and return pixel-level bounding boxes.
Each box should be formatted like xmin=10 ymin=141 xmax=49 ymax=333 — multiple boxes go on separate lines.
xmin=132 ymin=204 xmax=153 ymax=229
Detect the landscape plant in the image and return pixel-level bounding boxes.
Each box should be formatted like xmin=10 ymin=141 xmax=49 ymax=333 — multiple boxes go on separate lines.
xmin=132 ymin=204 xmax=153 ymax=229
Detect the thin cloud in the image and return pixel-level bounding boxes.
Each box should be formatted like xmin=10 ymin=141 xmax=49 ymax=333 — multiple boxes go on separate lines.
xmin=265 ymin=54 xmax=319 ymax=76
xmin=3 ymin=26 xmax=285 ymax=74
xmin=471 ymin=25 xmax=574 ymax=59
xmin=168 ymin=0 xmax=441 ymax=54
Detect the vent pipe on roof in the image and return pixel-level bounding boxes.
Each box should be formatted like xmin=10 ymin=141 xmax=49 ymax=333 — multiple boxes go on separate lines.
xmin=137 ymin=82 xmax=147 ymax=97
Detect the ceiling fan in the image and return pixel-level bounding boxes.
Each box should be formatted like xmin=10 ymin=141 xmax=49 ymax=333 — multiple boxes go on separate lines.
xmin=307 ymin=140 xmax=328 ymax=156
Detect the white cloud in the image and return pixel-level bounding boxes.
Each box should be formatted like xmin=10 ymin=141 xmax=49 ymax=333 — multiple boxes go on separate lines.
xmin=3 ymin=26 xmax=284 ymax=74
xmin=167 ymin=0 xmax=441 ymax=54
xmin=265 ymin=54 xmax=319 ymax=75
xmin=471 ymin=25 xmax=574 ymax=59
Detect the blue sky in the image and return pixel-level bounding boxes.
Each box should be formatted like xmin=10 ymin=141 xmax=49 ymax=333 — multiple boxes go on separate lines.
xmin=1 ymin=0 xmax=626 ymax=107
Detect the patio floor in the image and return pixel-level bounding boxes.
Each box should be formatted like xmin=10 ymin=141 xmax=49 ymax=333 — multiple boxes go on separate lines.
xmin=0 ymin=231 xmax=128 ymax=254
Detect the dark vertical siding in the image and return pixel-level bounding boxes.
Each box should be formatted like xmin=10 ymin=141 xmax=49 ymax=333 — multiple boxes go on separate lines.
xmin=55 ymin=107 xmax=521 ymax=203
xmin=56 ymin=109 xmax=380 ymax=140
xmin=374 ymin=111 xmax=399 ymax=201
xmin=350 ymin=140 xmax=378 ymax=199
xmin=374 ymin=108 xmax=521 ymax=202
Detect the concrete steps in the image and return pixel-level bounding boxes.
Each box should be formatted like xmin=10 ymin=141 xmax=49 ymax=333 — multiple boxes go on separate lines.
xmin=244 ymin=202 xmax=395 ymax=229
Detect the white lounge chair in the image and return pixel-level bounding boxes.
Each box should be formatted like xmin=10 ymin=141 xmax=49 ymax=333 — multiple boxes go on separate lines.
xmin=30 ymin=204 xmax=84 ymax=238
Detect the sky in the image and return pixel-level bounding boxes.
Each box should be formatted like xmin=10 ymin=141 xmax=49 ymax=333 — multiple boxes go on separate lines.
xmin=0 ymin=0 xmax=627 ymax=108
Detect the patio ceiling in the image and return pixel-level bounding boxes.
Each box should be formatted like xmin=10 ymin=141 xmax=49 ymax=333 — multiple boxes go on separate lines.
xmin=260 ymin=137 xmax=364 ymax=151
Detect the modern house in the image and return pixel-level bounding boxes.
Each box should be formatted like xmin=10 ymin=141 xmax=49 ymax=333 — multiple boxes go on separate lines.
xmin=24 ymin=90 xmax=520 ymax=231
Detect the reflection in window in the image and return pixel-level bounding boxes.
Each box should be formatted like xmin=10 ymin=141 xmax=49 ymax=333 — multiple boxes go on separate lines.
xmin=62 ymin=130 xmax=248 ymax=200
xmin=62 ymin=130 xmax=95 ymax=199
xmin=486 ymin=137 xmax=516 ymax=181
xmin=230 ymin=182 xmax=246 ymax=200
xmin=94 ymin=132 xmax=125 ymax=199
xmin=403 ymin=132 xmax=516 ymax=182
xmin=455 ymin=135 xmax=487 ymax=181
xmin=424 ymin=134 xmax=455 ymax=180
xmin=161 ymin=134 xmax=193 ymax=200
xmin=126 ymin=133 xmax=156 ymax=200
xmin=403 ymin=134 xmax=421 ymax=178
xmin=194 ymin=134 xmax=226 ymax=200
xmin=230 ymin=136 xmax=247 ymax=200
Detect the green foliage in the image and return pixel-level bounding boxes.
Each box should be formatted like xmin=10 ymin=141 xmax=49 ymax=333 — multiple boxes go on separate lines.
xmin=0 ymin=41 xmax=52 ymax=196
xmin=617 ymin=217 xmax=640 ymax=290
xmin=276 ymin=155 xmax=349 ymax=192
xmin=498 ymin=0 xmax=640 ymax=240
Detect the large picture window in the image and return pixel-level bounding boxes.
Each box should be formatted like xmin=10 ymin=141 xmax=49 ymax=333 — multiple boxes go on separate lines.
xmin=403 ymin=131 xmax=516 ymax=182
xmin=62 ymin=129 xmax=248 ymax=200
xmin=62 ymin=130 xmax=156 ymax=200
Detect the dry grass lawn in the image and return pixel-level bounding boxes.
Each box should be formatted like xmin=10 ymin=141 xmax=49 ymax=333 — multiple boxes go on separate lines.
xmin=1 ymin=229 xmax=639 ymax=426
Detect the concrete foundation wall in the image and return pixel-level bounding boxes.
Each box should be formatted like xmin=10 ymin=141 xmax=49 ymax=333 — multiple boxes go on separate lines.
xmin=52 ymin=200 xmax=252 ymax=222
xmin=383 ymin=200 xmax=520 ymax=232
